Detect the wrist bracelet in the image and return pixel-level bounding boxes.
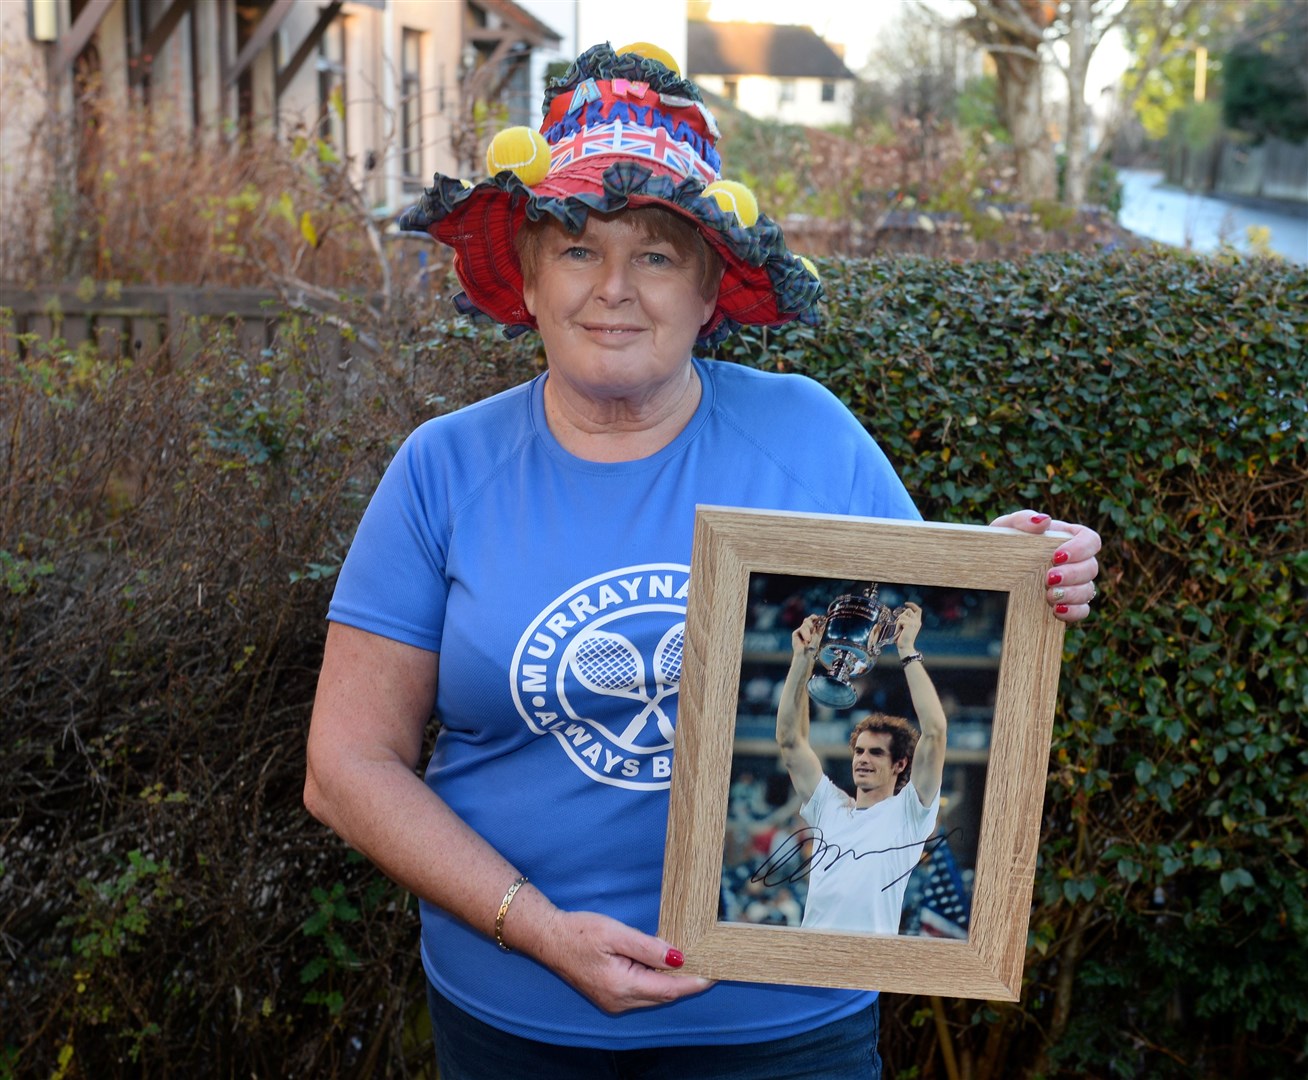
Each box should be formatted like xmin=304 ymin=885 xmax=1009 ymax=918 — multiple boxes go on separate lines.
xmin=900 ymin=652 xmax=925 ymax=667
xmin=494 ymin=875 xmax=529 ymax=953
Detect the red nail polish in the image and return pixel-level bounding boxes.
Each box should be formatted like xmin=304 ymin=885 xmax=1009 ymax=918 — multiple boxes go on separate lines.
xmin=1055 ymin=604 xmax=1069 ymax=614
xmin=1047 ymin=571 xmax=1063 ymax=586
xmin=665 ymin=948 xmax=684 ymax=968
xmin=1053 ymin=551 xmax=1069 ymax=565
xmin=1031 ymin=514 xmax=1050 ymax=524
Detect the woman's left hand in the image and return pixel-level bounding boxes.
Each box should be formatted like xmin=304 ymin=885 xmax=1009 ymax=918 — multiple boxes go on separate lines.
xmin=989 ymin=510 xmax=1101 ymax=623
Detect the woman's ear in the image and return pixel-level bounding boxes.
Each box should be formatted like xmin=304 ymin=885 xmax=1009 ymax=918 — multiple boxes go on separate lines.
xmin=700 ymin=268 xmax=722 ymax=328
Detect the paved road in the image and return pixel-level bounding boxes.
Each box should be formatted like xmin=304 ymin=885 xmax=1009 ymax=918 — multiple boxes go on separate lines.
xmin=1117 ymin=168 xmax=1308 ymax=265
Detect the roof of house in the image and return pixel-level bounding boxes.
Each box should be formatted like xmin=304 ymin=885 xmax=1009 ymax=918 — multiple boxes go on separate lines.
xmin=479 ymin=0 xmax=563 ymax=46
xmin=687 ymin=20 xmax=856 ymax=80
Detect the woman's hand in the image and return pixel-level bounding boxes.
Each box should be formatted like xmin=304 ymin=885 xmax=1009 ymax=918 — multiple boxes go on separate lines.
xmin=530 ymin=907 xmax=713 ymax=1015
xmin=989 ymin=509 xmax=1102 ymax=623
xmin=894 ymin=601 xmax=923 ymax=653
xmin=308 ymin=627 xmax=705 ymax=1017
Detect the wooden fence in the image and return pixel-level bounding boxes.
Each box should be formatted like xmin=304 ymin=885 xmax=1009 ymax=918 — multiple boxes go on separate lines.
xmin=0 ymin=283 xmax=370 ymax=365
xmin=1166 ymin=134 xmax=1308 ymax=206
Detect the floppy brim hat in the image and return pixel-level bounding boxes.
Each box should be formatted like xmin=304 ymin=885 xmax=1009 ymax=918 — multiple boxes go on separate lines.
xmin=398 ymin=42 xmax=822 ymax=347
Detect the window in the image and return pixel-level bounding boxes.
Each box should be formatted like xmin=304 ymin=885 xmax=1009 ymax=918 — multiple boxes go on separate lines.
xmin=401 ymin=29 xmax=423 ymax=179
xmin=821 ymin=81 xmax=836 ymax=103
xmin=723 ymin=79 xmax=738 ymax=104
xmin=778 ymin=80 xmax=795 ymax=105
xmin=318 ymin=20 xmax=347 ymax=150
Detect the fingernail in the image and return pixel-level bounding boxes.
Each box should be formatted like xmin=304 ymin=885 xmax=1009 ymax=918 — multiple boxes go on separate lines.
xmin=665 ymin=948 xmax=684 ymax=968
xmin=1052 ymin=587 xmax=1065 ymax=601
xmin=1047 ymin=571 xmax=1063 ymax=586
xmin=1053 ymin=551 xmax=1069 ymax=565
xmin=1030 ymin=514 xmax=1050 ymax=524
xmin=1055 ymin=604 xmax=1069 ymax=614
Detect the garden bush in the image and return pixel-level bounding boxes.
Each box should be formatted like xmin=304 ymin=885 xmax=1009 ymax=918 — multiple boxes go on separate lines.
xmin=3 ymin=248 xmax=1304 ymax=1078
xmin=712 ymin=250 xmax=1307 ymax=1078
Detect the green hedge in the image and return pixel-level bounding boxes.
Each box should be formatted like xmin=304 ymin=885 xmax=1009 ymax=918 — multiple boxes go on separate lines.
xmin=713 ymin=251 xmax=1307 ymax=1076
xmin=3 ymin=249 xmax=1304 ymax=1078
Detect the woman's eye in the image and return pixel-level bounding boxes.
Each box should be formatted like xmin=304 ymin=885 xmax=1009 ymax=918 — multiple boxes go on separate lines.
xmin=643 ymin=252 xmax=670 ymax=266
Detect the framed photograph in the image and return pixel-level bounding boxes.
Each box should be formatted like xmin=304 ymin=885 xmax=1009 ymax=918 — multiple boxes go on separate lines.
xmin=658 ymin=506 xmax=1067 ymax=1000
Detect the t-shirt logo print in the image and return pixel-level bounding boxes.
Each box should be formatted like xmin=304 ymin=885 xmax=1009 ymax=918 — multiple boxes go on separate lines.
xmin=509 ymin=564 xmax=690 ymax=790
xmin=568 ymin=625 xmax=683 ymax=744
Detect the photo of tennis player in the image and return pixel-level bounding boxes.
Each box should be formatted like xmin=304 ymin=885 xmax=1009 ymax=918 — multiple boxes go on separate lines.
xmin=720 ymin=574 xmax=1004 ymax=938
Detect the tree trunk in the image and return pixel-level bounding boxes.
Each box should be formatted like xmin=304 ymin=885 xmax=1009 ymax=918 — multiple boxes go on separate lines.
xmin=963 ymin=2 xmax=1058 ymax=203
xmin=1063 ymin=0 xmax=1093 ymax=206
xmin=994 ymin=49 xmax=1057 ymax=202
xmin=1027 ymin=886 xmax=1096 ymax=1077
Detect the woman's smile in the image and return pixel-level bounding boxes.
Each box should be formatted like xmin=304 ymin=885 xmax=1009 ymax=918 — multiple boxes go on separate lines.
xmin=581 ymin=322 xmax=646 ymax=337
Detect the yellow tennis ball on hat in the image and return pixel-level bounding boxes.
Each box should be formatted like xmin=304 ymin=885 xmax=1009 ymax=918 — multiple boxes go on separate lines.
xmin=799 ymin=256 xmax=820 ymax=283
xmin=485 ymin=126 xmax=552 ymax=186
xmin=615 ymin=41 xmax=681 ymax=77
xmin=701 ymin=180 xmax=759 ymax=227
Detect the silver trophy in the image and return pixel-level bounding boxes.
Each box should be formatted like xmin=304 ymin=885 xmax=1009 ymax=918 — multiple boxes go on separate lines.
xmin=806 ymin=584 xmax=905 ymax=709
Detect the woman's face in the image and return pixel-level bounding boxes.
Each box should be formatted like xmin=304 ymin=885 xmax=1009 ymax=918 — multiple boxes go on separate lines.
xmin=521 ymin=213 xmax=719 ymax=408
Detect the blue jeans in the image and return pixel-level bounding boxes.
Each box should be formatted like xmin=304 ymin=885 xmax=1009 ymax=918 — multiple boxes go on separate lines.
xmin=426 ymin=981 xmax=882 ymax=1080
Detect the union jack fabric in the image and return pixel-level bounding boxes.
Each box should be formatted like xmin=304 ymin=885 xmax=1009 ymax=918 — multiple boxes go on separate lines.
xmin=548 ymin=118 xmax=718 ymax=187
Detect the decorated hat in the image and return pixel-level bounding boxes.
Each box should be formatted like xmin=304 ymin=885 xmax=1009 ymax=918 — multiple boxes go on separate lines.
xmin=398 ymin=41 xmax=822 ymax=347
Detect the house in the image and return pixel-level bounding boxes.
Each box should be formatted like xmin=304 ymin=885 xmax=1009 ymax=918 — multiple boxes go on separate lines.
xmin=687 ymin=19 xmax=856 ymax=127
xmin=1 ymin=0 xmax=561 ymax=220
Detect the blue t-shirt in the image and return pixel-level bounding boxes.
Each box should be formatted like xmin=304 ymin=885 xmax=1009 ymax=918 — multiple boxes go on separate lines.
xmin=329 ymin=357 xmax=920 ymax=1048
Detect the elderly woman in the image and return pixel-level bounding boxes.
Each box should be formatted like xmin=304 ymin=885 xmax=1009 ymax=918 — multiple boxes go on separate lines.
xmin=304 ymin=43 xmax=1100 ymax=1079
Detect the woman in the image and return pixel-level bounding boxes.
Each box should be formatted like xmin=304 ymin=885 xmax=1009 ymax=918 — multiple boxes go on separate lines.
xmin=305 ymin=43 xmax=1101 ymax=1078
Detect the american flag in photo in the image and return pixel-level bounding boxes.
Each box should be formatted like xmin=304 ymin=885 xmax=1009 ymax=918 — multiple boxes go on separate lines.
xmin=916 ymin=837 xmax=971 ymax=940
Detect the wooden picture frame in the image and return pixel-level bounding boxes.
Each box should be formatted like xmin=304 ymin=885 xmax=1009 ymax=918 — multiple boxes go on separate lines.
xmin=659 ymin=507 xmax=1067 ymax=1000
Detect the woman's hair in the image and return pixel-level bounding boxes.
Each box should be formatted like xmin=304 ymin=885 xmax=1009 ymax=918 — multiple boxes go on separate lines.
xmin=849 ymin=713 xmax=920 ymax=793
xmin=514 ymin=206 xmax=724 ymax=302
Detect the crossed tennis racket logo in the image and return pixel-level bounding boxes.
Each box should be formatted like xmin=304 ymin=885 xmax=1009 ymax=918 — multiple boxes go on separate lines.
xmin=567 ymin=622 xmax=685 ymax=745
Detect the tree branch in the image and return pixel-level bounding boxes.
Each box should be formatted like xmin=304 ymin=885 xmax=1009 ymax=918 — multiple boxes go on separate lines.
xmin=975 ymin=41 xmax=1045 ymax=62
xmin=968 ymin=0 xmax=1047 ymax=45
xmin=1085 ymin=0 xmax=1199 ymax=173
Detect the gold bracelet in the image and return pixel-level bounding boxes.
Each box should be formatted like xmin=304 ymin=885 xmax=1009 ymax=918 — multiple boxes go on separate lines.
xmin=494 ymin=875 xmax=529 ymax=953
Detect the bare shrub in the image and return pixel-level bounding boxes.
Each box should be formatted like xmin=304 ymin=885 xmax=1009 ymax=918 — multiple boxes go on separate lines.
xmin=1 ymin=84 xmax=392 ymax=298
xmin=0 ymin=308 xmax=539 ymax=1077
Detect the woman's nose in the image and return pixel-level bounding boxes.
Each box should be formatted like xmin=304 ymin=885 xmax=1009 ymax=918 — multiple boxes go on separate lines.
xmin=594 ymin=260 xmax=635 ymax=303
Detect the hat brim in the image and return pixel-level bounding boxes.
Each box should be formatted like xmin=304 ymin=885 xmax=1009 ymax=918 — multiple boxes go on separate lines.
xmin=400 ymin=159 xmax=821 ymax=348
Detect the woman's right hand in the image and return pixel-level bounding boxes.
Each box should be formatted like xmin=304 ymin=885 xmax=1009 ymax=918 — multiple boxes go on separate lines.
xmin=529 ymin=907 xmax=713 ymax=1014
xmin=309 ymin=626 xmax=709 ymax=1016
